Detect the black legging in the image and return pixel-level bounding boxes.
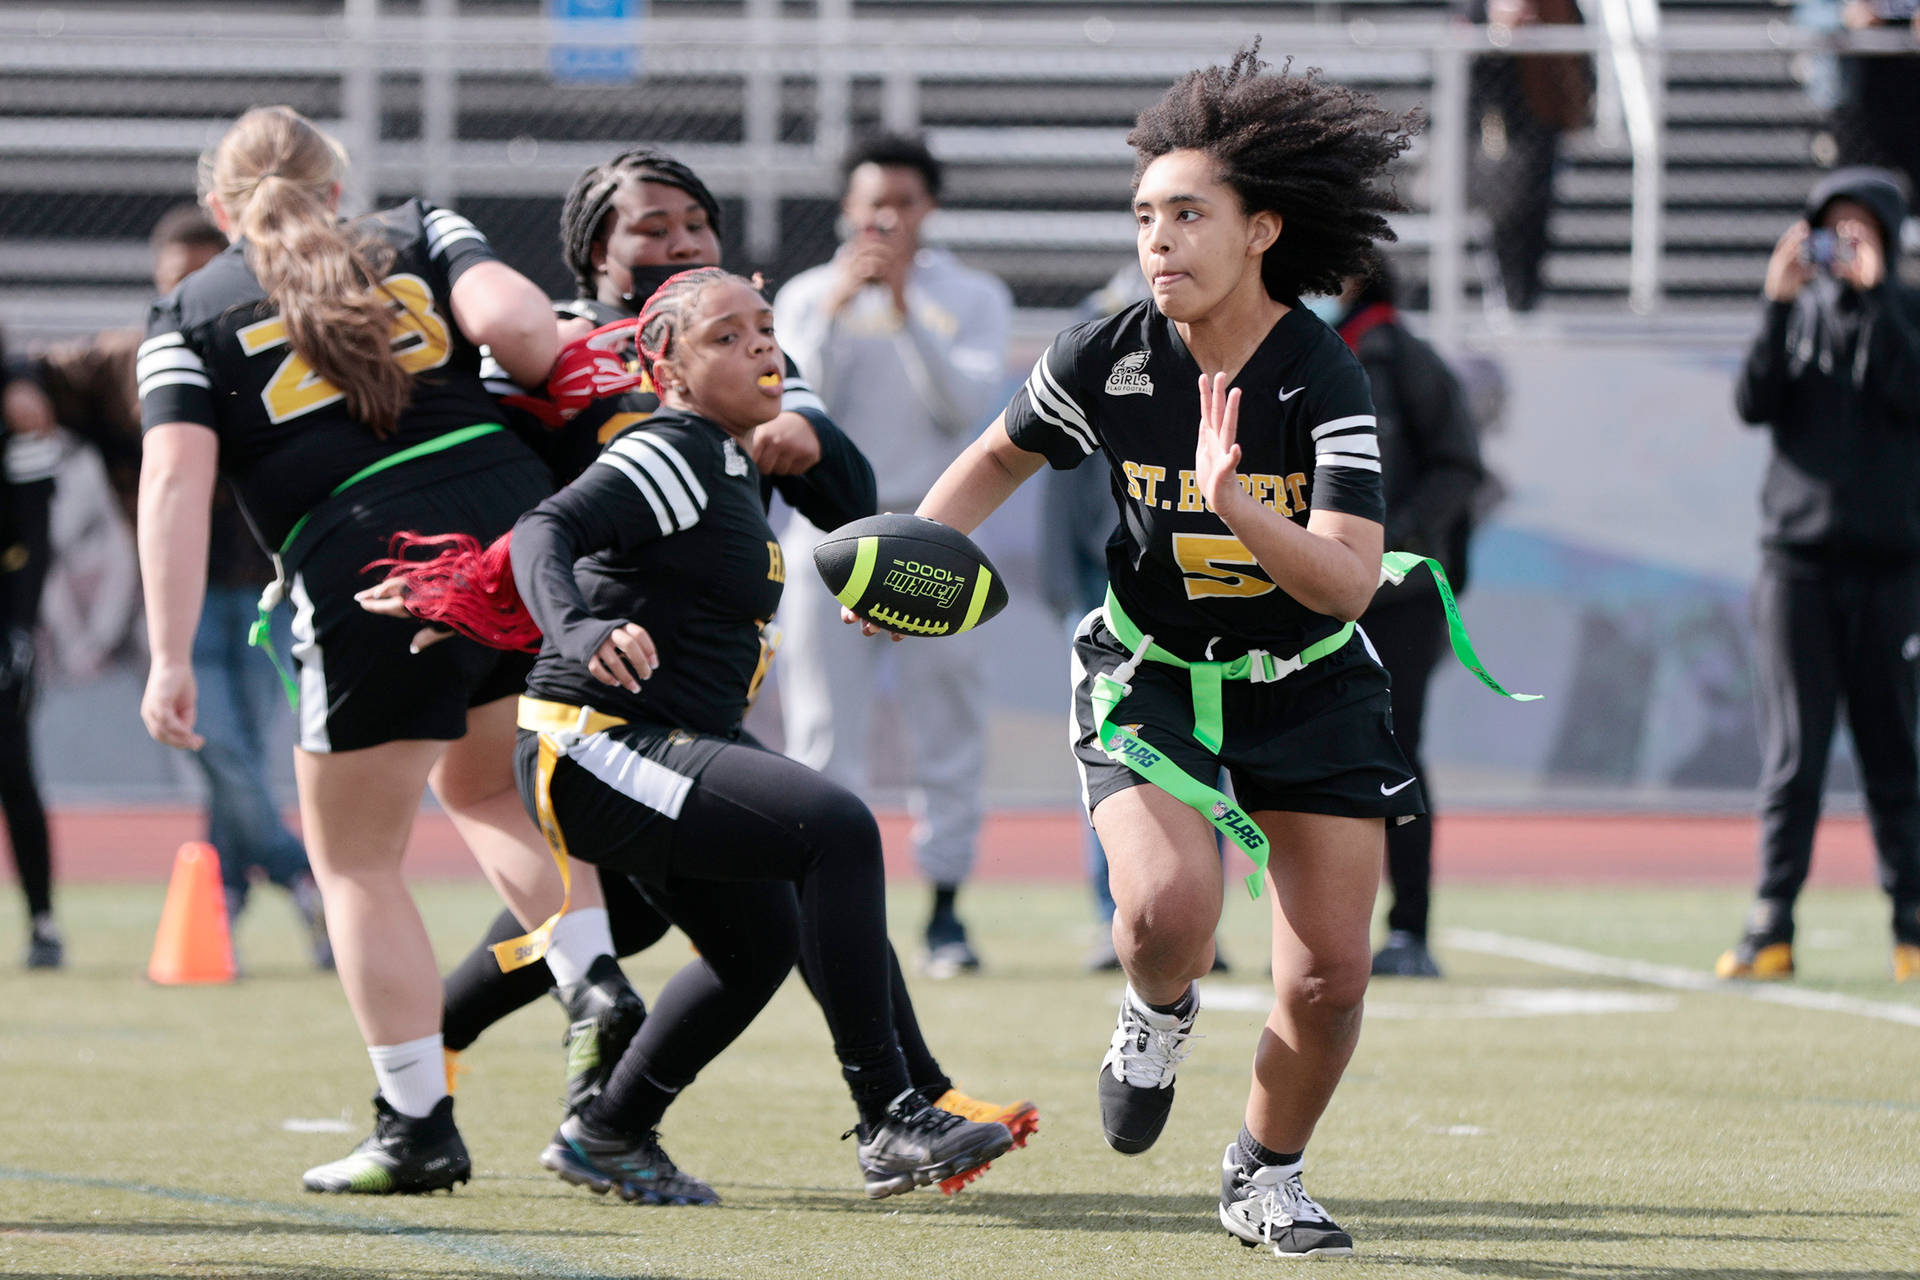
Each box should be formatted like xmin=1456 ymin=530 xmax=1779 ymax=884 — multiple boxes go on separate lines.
xmin=0 ymin=478 xmax=51 ymax=922
xmin=442 ymin=869 xmax=954 ymax=1099
xmin=522 ymin=730 xmax=914 ymax=1127
xmin=1365 ymin=593 xmax=1449 ymax=940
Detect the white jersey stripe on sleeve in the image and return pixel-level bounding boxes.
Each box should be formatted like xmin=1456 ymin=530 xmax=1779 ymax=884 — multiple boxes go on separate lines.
xmin=1311 ymin=414 xmax=1377 ymax=439
xmin=781 ymin=386 xmax=826 ymax=415
xmin=1026 ymin=358 xmax=1096 ymax=455
xmin=136 ymin=348 xmax=206 ymax=381
xmin=139 ymin=370 xmax=212 ymax=396
xmin=1317 ymin=454 xmax=1382 ymax=473
xmin=1314 ymin=434 xmax=1379 ymax=458
xmin=608 ymin=435 xmax=705 ymax=529
xmin=622 ymin=433 xmax=709 ymax=512
xmin=1033 ymin=356 xmax=1094 ymax=436
xmin=595 ymin=451 xmax=675 ymax=532
xmin=137 ymin=332 xmax=186 ymax=361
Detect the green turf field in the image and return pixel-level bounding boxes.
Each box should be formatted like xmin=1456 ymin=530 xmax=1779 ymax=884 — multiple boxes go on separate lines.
xmin=5 ymin=881 xmax=1920 ymax=1278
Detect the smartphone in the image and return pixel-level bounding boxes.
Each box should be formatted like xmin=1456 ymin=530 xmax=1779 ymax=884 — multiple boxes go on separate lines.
xmin=1802 ymin=229 xmax=1852 ymax=272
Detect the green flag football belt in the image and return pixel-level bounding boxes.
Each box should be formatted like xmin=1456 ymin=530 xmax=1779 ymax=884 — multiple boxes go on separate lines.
xmin=248 ymin=422 xmax=508 ymax=710
xmin=1091 ymin=551 xmax=1539 ymax=902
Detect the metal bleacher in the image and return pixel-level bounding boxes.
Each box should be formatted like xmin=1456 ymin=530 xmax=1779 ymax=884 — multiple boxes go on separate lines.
xmin=0 ymin=0 xmax=1856 ymax=346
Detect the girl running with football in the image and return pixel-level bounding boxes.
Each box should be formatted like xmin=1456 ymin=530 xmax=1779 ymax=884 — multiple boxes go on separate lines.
xmin=906 ymin=46 xmax=1418 ymax=1255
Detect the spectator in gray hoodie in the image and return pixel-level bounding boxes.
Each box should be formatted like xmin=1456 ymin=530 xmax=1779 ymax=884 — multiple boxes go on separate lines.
xmin=773 ymin=135 xmax=1012 ymax=978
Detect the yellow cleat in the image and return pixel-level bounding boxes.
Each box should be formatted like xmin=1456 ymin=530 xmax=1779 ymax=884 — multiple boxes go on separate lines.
xmin=1715 ymin=941 xmax=1794 ymax=980
xmin=444 ymin=1047 xmax=469 ymax=1096
xmin=932 ymin=1088 xmax=1039 ymax=1195
xmin=1894 ymin=943 xmax=1920 ymax=983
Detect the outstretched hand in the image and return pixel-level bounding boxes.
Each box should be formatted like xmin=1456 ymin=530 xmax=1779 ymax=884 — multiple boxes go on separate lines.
xmin=1194 ymin=371 xmax=1246 ymax=515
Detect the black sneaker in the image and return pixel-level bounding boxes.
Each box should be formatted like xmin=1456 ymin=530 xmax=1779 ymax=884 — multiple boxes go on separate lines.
xmin=1371 ymin=930 xmax=1442 ymax=978
xmin=25 ymin=918 xmax=62 ymax=970
xmin=540 ymin=1114 xmax=719 ymax=1205
xmin=852 ymin=1089 xmax=1013 ymax=1199
xmin=921 ymin=915 xmax=982 ymax=980
xmin=302 ymin=1095 xmax=470 ymax=1194
xmin=553 ymin=955 xmax=647 ymax=1117
xmin=1097 ymin=985 xmax=1198 ymax=1155
xmin=1218 ymin=1143 xmax=1354 ymax=1257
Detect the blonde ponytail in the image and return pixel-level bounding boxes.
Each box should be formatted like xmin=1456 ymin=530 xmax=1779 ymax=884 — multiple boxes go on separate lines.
xmin=205 ymin=106 xmax=413 ymax=437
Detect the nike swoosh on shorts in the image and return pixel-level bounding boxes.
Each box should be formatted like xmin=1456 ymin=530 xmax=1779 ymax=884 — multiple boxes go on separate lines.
xmin=1380 ymin=777 xmax=1415 ymax=796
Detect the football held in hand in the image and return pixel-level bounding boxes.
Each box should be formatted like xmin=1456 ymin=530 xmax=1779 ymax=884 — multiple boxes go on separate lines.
xmin=813 ymin=513 xmax=1009 ymax=637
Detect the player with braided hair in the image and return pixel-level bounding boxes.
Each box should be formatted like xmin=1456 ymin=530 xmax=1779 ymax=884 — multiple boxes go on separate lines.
xmin=373 ymin=268 xmax=1018 ymax=1203
xmin=418 ymin=158 xmax=1036 ymax=1171
xmin=903 ymin=46 xmax=1430 ymax=1254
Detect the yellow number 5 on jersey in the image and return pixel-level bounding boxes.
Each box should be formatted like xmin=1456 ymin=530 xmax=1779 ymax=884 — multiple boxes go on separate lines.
xmin=237 ymin=273 xmax=452 ymax=423
xmin=1172 ymin=532 xmax=1276 ymax=600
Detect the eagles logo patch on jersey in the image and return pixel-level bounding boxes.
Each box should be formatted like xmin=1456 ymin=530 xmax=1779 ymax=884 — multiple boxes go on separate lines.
xmin=1104 ymin=351 xmax=1154 ymax=398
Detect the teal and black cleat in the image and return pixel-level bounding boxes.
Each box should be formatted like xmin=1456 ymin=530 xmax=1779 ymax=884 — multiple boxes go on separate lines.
xmin=302 ymin=1095 xmax=470 ymax=1195
xmin=540 ymin=1114 xmax=719 ymax=1205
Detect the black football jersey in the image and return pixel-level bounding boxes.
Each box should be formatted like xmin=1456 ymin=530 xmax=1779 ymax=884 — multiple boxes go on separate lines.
xmin=1004 ymin=300 xmax=1384 ymax=660
xmin=513 ymin=409 xmax=792 ymax=736
xmin=496 ymin=295 xmax=829 ymax=490
xmin=139 ymin=198 xmax=510 ymax=549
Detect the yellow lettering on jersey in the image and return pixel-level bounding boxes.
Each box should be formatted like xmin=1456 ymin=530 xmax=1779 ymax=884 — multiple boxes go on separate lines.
xmin=1284 ymin=472 xmax=1308 ymax=514
xmin=766 ymin=540 xmax=786 ymax=584
xmin=597 ymin=411 xmax=652 ymax=445
xmin=1122 ymin=461 xmax=1144 ymax=501
xmin=1171 ymin=532 xmax=1276 ymax=600
xmin=1134 ymin=464 xmax=1166 ymax=508
xmin=236 ymin=273 xmax=453 ymax=425
xmin=1240 ymin=473 xmax=1279 ymax=512
xmin=1177 ymin=468 xmax=1209 ymax=513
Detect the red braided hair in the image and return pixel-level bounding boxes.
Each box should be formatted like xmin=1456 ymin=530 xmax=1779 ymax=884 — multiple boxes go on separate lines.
xmin=633 ymin=266 xmax=746 ymax=385
xmin=365 ymin=530 xmax=542 ymax=652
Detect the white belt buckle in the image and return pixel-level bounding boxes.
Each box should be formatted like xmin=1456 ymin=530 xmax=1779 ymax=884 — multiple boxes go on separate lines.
xmin=1247 ymin=649 xmax=1304 ymax=684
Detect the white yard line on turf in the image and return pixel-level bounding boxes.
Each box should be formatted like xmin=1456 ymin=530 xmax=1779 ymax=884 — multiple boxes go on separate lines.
xmin=1442 ymin=928 xmax=1920 ymax=1029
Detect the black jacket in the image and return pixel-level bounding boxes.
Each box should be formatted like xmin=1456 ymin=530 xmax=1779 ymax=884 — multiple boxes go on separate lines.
xmin=1339 ymin=301 xmax=1485 ymax=592
xmin=1736 ymin=169 xmax=1920 ymax=561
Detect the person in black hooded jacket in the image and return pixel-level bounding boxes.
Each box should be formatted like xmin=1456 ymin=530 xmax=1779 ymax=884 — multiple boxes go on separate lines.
xmin=1312 ymin=262 xmax=1487 ymax=978
xmin=1721 ymin=167 xmax=1920 ymax=982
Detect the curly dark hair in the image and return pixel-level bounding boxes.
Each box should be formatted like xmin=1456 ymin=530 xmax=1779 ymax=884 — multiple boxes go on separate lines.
xmin=1127 ymin=42 xmax=1419 ymax=301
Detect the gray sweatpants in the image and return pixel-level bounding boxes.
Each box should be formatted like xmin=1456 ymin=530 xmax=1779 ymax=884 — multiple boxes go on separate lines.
xmin=777 ymin=514 xmax=985 ymax=888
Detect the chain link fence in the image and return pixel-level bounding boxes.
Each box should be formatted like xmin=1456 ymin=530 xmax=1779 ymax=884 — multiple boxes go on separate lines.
xmin=0 ymin=1 xmax=1914 ymax=344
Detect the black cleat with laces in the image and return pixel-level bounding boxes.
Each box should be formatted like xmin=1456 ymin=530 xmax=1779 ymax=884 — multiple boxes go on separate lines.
xmin=851 ymin=1089 xmax=1014 ymax=1199
xmin=301 ymin=1095 xmax=471 ymax=1195
xmin=553 ymin=955 xmax=647 ymax=1117
xmin=1218 ymin=1143 xmax=1355 ymax=1257
xmin=540 ymin=1114 xmax=720 ymax=1205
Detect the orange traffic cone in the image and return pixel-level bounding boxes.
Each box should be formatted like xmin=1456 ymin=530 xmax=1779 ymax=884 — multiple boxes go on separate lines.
xmin=148 ymin=841 xmax=236 ymax=984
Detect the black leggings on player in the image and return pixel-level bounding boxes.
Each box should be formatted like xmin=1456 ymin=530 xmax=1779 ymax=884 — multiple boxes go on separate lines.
xmin=516 ymin=730 xmax=917 ymax=1131
xmin=441 ymin=870 xmax=958 ymax=1101
xmin=0 ymin=478 xmax=52 ymax=924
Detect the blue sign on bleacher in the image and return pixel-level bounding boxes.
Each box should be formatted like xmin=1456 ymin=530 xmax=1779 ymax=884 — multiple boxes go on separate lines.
xmin=547 ymin=0 xmax=644 ymax=83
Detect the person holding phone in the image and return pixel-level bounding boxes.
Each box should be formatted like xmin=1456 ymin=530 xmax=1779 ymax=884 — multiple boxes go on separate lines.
xmin=1720 ymin=168 xmax=1920 ymax=982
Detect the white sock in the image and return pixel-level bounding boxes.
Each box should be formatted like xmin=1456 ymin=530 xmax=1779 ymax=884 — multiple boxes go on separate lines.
xmin=368 ymin=1034 xmax=447 ymax=1118
xmin=543 ymin=907 xmax=614 ymax=989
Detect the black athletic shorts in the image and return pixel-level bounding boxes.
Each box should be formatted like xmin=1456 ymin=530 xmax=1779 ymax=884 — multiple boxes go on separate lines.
xmin=1069 ymin=609 xmax=1426 ymax=822
xmin=513 ymin=721 xmax=730 ymax=882
xmin=285 ymin=457 xmax=548 ymax=752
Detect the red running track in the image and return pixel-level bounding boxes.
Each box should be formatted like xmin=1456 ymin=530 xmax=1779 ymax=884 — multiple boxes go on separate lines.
xmin=12 ymin=807 xmax=1883 ymax=887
